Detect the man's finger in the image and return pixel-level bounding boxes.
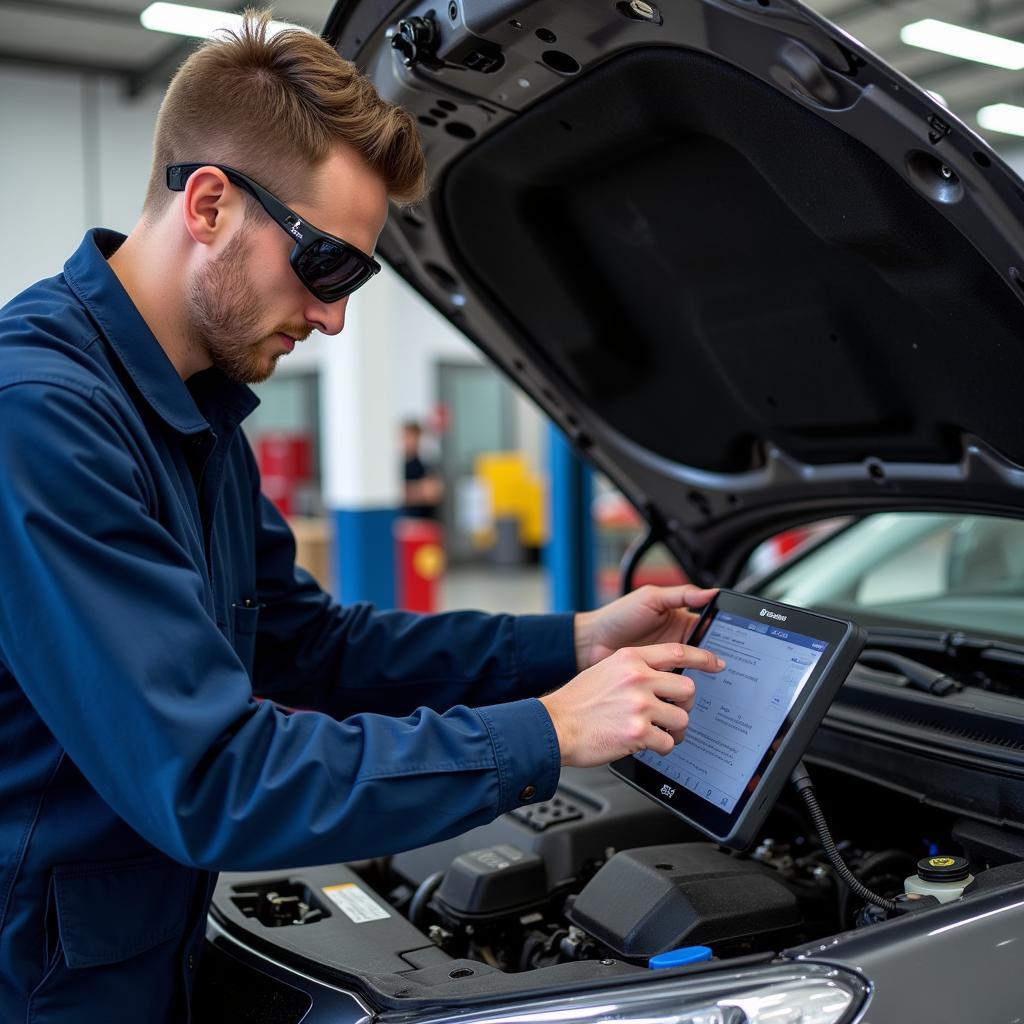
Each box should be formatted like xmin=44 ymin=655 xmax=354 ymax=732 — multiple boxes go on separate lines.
xmin=650 ymin=700 xmax=689 ymax=737
xmin=652 ymin=671 xmax=696 ymax=709
xmin=640 ymin=642 xmax=725 ymax=673
xmin=642 ymin=725 xmax=678 ymax=757
xmin=650 ymin=584 xmax=719 ymax=610
xmin=663 ymin=722 xmax=689 ymax=745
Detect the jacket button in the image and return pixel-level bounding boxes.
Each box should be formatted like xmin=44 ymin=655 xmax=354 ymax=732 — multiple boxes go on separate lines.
xmin=519 ymin=784 xmax=537 ymax=801
xmin=188 ymin=953 xmax=194 ymax=971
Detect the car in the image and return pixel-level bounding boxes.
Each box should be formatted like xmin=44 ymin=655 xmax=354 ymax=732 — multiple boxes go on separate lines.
xmin=195 ymin=1 xmax=1024 ymax=1021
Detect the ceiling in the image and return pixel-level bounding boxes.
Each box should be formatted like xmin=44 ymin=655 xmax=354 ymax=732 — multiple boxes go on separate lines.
xmin=0 ymin=0 xmax=328 ymax=95
xmin=814 ymin=0 xmax=1024 ymax=143
xmin=2 ymin=0 xmax=1024 ymax=148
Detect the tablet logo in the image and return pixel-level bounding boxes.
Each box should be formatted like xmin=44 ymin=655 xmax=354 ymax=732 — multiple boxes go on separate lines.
xmin=760 ymin=608 xmax=787 ymax=621
xmin=660 ymin=784 xmax=676 ymax=799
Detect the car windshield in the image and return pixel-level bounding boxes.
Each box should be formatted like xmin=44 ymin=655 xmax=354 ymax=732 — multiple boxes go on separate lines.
xmin=758 ymin=512 xmax=1024 ymax=642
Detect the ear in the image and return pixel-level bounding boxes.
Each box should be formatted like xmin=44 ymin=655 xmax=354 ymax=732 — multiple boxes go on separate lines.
xmin=181 ymin=166 xmax=244 ymax=246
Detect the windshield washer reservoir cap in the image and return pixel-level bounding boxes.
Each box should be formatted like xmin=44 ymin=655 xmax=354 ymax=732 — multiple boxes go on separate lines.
xmin=648 ymin=946 xmax=713 ymax=969
xmin=917 ymin=855 xmax=971 ymax=883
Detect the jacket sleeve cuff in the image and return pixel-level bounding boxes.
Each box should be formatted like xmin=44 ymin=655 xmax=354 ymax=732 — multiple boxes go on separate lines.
xmin=475 ymin=698 xmax=561 ymax=814
xmin=514 ymin=613 xmax=577 ymax=693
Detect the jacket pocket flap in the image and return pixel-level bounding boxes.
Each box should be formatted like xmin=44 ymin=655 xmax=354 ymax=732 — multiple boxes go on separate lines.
xmin=53 ymin=855 xmax=191 ymax=968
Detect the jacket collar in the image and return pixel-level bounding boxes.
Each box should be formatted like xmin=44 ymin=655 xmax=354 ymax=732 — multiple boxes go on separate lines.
xmin=63 ymin=229 xmax=259 ymax=436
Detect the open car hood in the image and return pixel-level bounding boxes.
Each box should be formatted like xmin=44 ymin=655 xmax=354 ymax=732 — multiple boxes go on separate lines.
xmin=327 ymin=0 xmax=1024 ymax=582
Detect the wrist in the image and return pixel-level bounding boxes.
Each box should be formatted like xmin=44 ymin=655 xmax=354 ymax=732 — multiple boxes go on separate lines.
xmin=539 ymin=693 xmax=574 ymax=766
xmin=573 ymin=609 xmax=596 ymax=671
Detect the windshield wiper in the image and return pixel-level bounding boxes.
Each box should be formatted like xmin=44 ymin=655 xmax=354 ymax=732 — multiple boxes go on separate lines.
xmin=858 ymin=649 xmax=962 ymax=697
xmin=866 ymin=626 xmax=1024 ymax=666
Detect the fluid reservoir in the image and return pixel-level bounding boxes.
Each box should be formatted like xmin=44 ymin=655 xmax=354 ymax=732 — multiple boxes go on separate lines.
xmin=904 ymin=855 xmax=973 ymax=903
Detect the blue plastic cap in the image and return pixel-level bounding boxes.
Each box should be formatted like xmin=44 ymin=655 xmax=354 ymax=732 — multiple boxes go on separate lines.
xmin=648 ymin=946 xmax=714 ymax=969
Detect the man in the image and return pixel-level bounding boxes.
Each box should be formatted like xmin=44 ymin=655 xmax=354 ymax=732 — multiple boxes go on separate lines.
xmin=401 ymin=419 xmax=444 ymax=519
xmin=0 ymin=14 xmax=723 ymax=1023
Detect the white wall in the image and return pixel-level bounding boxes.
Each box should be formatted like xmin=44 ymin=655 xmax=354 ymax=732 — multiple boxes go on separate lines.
xmin=95 ymin=76 xmax=165 ymax=230
xmin=0 ymin=65 xmax=164 ymax=302
xmin=2 ymin=66 xmax=89 ymax=297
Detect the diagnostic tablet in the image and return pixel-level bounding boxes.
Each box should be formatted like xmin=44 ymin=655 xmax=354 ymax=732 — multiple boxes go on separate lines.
xmin=610 ymin=589 xmax=865 ymax=850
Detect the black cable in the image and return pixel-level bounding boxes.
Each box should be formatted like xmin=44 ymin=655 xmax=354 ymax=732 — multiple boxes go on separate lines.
xmin=838 ymin=849 xmax=916 ymax=928
xmin=618 ymin=519 xmax=660 ymax=595
xmin=791 ymin=761 xmax=898 ymax=913
xmin=409 ymin=870 xmax=446 ymax=930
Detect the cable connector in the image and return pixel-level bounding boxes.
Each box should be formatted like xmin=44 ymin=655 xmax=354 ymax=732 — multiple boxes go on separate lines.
xmin=789 ymin=761 xmax=813 ymax=793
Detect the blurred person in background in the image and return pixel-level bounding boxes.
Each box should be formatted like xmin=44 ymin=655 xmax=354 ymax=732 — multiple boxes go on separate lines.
xmin=401 ymin=418 xmax=445 ymax=518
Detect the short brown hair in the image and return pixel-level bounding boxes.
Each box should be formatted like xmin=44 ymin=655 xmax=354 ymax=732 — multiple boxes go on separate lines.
xmin=143 ymin=9 xmax=426 ymax=218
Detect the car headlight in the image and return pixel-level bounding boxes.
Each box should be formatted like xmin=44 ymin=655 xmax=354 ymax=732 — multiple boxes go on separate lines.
xmin=390 ymin=964 xmax=868 ymax=1024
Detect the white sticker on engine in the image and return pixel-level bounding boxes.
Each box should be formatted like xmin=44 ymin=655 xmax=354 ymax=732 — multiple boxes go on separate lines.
xmin=322 ymin=882 xmax=390 ymax=923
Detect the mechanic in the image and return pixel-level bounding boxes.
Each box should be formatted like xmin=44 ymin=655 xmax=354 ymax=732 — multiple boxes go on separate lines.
xmin=0 ymin=13 xmax=724 ymax=1023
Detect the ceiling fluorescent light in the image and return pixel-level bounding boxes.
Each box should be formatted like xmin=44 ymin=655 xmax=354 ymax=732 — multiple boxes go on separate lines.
xmin=978 ymin=103 xmax=1024 ymax=137
xmin=900 ymin=19 xmax=1024 ymax=70
xmin=140 ymin=3 xmax=303 ymax=40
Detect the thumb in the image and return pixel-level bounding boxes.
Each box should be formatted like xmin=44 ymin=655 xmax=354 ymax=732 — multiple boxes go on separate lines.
xmin=655 ymin=584 xmax=719 ymax=610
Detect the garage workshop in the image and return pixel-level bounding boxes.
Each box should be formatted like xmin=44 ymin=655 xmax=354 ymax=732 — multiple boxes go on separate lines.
xmin=4 ymin=1 xmax=1024 ymax=1022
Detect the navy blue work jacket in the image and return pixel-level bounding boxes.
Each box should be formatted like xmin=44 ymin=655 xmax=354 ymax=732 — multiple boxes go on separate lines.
xmin=0 ymin=230 xmax=574 ymax=1023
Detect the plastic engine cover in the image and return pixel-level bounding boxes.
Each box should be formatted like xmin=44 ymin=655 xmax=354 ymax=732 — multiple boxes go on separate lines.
xmin=436 ymin=845 xmax=548 ymax=917
xmin=567 ymin=844 xmax=801 ymax=960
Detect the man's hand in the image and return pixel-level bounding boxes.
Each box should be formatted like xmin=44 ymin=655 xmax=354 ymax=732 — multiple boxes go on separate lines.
xmin=539 ymin=642 xmax=725 ymax=767
xmin=573 ymin=584 xmax=719 ymax=671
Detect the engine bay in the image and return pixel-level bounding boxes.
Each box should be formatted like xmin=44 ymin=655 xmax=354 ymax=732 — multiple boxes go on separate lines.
xmin=208 ymin=749 xmax=1024 ymax=1007
xmin=206 ymin=626 xmax=1024 ymax=1008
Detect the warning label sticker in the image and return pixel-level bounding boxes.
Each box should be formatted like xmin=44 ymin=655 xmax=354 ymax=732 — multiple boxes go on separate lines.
xmin=322 ymin=883 xmax=390 ymax=923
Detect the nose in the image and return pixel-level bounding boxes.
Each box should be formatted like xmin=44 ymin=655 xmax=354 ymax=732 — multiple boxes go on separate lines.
xmin=306 ymin=295 xmax=348 ymax=336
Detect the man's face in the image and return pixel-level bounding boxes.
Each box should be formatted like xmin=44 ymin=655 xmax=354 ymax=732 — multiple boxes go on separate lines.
xmin=184 ymin=147 xmax=390 ymax=385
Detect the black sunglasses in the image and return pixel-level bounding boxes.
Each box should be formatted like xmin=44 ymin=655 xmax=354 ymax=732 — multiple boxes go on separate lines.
xmin=166 ymin=163 xmax=381 ymax=303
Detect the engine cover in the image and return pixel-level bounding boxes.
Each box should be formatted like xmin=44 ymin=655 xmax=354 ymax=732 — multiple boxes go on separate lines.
xmin=567 ymin=844 xmax=802 ymax=960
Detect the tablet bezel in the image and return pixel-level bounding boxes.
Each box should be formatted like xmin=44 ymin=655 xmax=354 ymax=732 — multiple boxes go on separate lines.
xmin=609 ymin=589 xmax=864 ymax=849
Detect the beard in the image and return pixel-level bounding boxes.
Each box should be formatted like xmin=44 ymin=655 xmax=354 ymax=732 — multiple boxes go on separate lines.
xmin=185 ymin=226 xmax=284 ymax=386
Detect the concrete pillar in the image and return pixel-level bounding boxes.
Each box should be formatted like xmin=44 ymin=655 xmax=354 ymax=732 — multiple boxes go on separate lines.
xmin=320 ymin=268 xmax=403 ymax=608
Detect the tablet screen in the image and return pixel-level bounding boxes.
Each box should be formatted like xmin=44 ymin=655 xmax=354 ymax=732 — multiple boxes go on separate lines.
xmin=633 ymin=610 xmax=830 ymax=813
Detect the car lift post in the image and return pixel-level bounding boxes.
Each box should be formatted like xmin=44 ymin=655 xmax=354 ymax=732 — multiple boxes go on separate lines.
xmin=546 ymin=423 xmax=597 ymax=613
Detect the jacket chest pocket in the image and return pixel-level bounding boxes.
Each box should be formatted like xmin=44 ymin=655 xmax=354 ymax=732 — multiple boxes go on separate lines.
xmin=230 ymin=600 xmax=262 ymax=679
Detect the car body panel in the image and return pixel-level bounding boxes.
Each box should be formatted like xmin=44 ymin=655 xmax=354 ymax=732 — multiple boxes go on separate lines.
xmin=795 ymin=883 xmax=1024 ymax=1022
